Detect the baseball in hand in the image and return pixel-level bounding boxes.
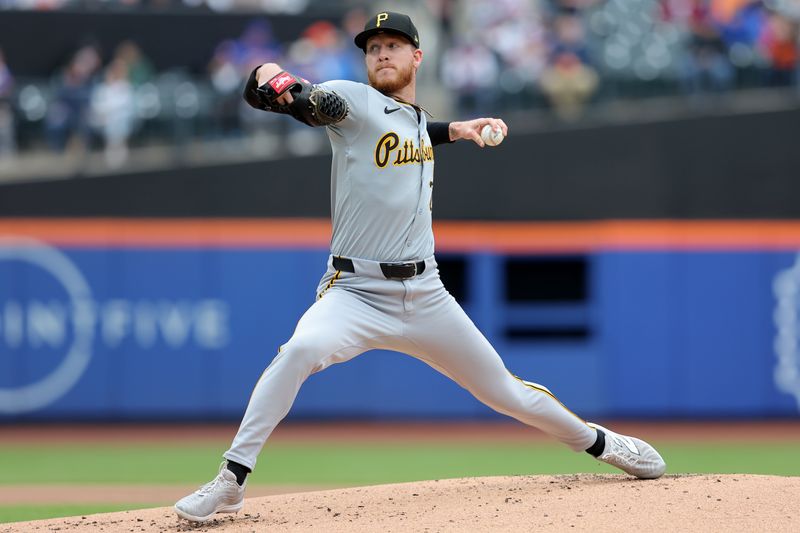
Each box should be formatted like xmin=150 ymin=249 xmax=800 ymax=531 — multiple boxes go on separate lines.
xmin=480 ymin=124 xmax=504 ymax=147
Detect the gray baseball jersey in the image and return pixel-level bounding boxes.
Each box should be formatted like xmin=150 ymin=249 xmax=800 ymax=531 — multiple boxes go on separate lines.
xmin=319 ymin=80 xmax=434 ymax=262
xmin=180 ymin=27 xmax=663 ymax=522
xmin=222 ymin=78 xmax=599 ymax=474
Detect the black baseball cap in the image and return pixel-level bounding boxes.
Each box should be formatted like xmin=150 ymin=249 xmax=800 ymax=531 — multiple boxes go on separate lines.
xmin=354 ymin=12 xmax=420 ymax=52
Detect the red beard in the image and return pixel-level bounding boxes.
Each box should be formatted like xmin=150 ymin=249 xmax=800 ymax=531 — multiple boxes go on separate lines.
xmin=368 ymin=63 xmax=414 ymax=95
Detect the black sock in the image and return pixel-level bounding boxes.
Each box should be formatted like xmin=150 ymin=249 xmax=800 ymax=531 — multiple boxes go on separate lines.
xmin=226 ymin=460 xmax=251 ymax=486
xmin=585 ymin=428 xmax=606 ymax=457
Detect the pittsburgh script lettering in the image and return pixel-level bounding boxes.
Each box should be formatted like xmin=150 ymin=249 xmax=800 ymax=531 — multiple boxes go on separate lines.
xmin=374 ymin=132 xmax=434 ymax=168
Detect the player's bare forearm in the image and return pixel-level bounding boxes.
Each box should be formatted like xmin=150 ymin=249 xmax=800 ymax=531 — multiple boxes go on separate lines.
xmin=449 ymin=118 xmax=508 ymax=147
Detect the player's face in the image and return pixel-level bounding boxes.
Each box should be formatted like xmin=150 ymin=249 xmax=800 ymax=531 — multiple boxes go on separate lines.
xmin=365 ymin=34 xmax=422 ymax=94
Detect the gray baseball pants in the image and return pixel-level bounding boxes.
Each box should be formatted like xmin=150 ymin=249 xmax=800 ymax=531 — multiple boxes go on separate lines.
xmin=224 ymin=255 xmax=597 ymax=470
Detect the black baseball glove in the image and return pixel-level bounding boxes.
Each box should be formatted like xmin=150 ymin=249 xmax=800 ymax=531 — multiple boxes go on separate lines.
xmin=243 ymin=68 xmax=348 ymax=127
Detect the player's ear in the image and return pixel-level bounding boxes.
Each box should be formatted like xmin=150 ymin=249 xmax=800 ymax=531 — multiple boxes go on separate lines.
xmin=413 ymin=48 xmax=423 ymax=69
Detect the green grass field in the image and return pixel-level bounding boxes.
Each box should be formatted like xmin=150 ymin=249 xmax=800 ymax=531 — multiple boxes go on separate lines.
xmin=0 ymin=505 xmax=157 ymax=524
xmin=1 ymin=439 xmax=798 ymax=523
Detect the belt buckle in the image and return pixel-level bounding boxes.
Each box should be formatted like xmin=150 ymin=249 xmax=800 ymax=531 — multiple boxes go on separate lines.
xmin=384 ymin=261 xmax=416 ymax=280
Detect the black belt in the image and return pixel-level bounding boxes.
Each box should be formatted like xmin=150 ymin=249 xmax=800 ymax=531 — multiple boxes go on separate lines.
xmin=332 ymin=256 xmax=426 ymax=280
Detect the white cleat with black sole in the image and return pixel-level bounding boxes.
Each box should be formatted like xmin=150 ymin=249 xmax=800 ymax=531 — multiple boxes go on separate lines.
xmin=174 ymin=462 xmax=246 ymax=523
xmin=588 ymin=422 xmax=666 ymax=479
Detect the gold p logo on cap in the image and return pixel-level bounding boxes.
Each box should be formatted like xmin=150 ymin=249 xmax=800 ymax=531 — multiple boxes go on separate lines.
xmin=376 ymin=12 xmax=388 ymax=27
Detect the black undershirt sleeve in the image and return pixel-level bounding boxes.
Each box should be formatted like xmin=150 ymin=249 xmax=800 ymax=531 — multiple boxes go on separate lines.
xmin=427 ymin=121 xmax=454 ymax=146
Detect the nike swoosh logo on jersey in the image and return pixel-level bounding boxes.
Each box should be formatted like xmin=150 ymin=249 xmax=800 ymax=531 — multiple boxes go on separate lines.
xmin=384 ymin=106 xmax=401 ymax=114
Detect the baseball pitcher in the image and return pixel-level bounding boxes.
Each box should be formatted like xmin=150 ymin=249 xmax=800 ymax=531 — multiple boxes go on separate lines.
xmin=175 ymin=12 xmax=666 ymax=523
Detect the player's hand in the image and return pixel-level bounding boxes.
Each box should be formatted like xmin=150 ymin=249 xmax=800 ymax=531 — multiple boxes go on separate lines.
xmin=449 ymin=118 xmax=508 ymax=147
xmin=256 ymin=63 xmax=294 ymax=105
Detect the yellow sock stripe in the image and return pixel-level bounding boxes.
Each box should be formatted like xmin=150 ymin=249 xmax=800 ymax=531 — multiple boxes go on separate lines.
xmin=318 ymin=270 xmax=341 ymax=299
xmin=510 ymin=372 xmax=589 ymax=426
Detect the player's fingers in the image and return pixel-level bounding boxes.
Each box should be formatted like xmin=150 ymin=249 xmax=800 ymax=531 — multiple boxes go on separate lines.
xmin=487 ymin=118 xmax=505 ymax=135
xmin=496 ymin=119 xmax=508 ymax=136
xmin=469 ymin=129 xmax=485 ymax=147
xmin=478 ymin=118 xmax=506 ymax=137
xmin=477 ymin=118 xmax=493 ymax=130
xmin=277 ymin=92 xmax=294 ymax=105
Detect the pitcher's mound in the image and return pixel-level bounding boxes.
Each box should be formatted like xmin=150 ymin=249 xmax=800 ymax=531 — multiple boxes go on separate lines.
xmin=3 ymin=474 xmax=798 ymax=532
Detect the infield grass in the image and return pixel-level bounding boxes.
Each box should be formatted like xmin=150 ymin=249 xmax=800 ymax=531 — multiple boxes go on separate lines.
xmin=0 ymin=504 xmax=156 ymax=524
xmin=1 ymin=440 xmax=798 ymax=523
xmin=1 ymin=440 xmax=798 ymax=484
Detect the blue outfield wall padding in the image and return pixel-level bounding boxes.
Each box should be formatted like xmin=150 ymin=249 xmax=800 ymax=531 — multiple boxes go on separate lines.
xmin=1 ymin=244 xmax=799 ymax=420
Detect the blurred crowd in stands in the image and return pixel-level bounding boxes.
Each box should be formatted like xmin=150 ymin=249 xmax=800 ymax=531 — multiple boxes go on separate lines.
xmin=1 ymin=9 xmax=369 ymax=167
xmin=441 ymin=0 xmax=800 ymax=118
xmin=0 ymin=0 xmax=314 ymax=13
xmin=0 ymin=0 xmax=798 ymax=169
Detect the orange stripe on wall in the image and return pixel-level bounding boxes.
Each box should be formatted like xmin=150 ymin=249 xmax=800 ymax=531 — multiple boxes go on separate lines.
xmin=434 ymin=220 xmax=800 ymax=252
xmin=0 ymin=218 xmax=799 ymax=251
xmin=0 ymin=219 xmax=332 ymax=248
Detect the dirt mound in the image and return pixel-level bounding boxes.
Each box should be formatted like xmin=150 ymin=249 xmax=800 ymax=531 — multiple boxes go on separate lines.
xmin=3 ymin=474 xmax=798 ymax=532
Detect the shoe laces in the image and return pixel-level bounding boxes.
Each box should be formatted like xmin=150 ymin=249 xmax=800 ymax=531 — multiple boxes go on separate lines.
xmin=197 ymin=461 xmax=231 ymax=495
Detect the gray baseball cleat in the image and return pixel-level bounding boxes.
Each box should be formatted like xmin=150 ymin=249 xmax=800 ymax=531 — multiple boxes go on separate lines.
xmin=587 ymin=422 xmax=666 ymax=479
xmin=174 ymin=461 xmax=246 ymax=523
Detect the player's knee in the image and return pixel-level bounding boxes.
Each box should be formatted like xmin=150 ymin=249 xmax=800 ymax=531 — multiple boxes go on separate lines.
xmin=488 ymin=397 xmax=525 ymax=417
xmin=476 ymin=386 xmax=530 ymax=417
xmin=281 ymin=334 xmax=328 ymax=373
